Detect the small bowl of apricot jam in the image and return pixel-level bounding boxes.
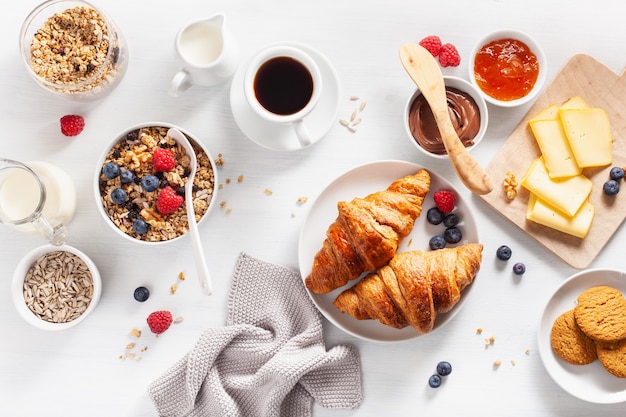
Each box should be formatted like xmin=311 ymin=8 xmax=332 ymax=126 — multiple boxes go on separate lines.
xmin=469 ymin=29 xmax=547 ymax=107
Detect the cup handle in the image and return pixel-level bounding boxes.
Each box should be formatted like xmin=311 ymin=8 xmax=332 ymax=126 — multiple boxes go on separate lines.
xmin=169 ymin=70 xmax=192 ymax=97
xmin=293 ymin=119 xmax=313 ymax=148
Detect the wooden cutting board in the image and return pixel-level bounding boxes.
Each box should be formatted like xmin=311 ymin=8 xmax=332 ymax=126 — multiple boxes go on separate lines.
xmin=479 ymin=54 xmax=626 ymax=269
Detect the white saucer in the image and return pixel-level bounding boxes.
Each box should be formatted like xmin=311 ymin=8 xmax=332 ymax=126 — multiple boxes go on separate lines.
xmin=230 ymin=42 xmax=341 ymax=151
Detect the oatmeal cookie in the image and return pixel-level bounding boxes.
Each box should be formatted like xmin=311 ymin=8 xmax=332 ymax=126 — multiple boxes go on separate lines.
xmin=574 ymin=286 xmax=626 ymax=343
xmin=550 ymin=309 xmax=597 ymax=365
xmin=597 ymin=339 xmax=626 ymax=378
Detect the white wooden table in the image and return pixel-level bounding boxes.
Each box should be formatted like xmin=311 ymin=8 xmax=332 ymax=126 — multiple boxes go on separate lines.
xmin=1 ymin=0 xmax=625 ymax=415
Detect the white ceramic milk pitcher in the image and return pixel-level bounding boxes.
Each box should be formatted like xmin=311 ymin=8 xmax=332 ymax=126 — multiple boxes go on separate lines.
xmin=169 ymin=13 xmax=239 ymax=96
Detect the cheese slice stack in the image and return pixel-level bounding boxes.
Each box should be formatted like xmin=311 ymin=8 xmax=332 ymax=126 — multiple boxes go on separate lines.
xmin=521 ymin=96 xmax=613 ymax=238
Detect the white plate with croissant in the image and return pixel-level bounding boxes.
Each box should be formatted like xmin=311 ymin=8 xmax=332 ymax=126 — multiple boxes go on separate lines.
xmin=298 ymin=160 xmax=481 ymax=342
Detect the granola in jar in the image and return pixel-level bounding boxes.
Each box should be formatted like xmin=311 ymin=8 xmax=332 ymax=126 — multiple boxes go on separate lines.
xmin=98 ymin=126 xmax=216 ymax=243
xmin=22 ymin=0 xmax=128 ymax=100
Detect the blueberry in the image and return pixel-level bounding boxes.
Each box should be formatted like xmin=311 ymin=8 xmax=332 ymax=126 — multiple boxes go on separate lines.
xmin=496 ymin=245 xmax=512 ymax=261
xmin=436 ymin=361 xmax=452 ymax=376
xmin=103 ymin=162 xmax=120 ymax=179
xmin=429 ymin=235 xmax=446 ymax=250
xmin=443 ymin=213 xmax=460 ymax=228
xmin=610 ymin=166 xmax=624 ymax=181
xmin=141 ymin=175 xmax=160 ymax=192
xmin=120 ymin=170 xmax=135 ymax=184
xmin=426 ymin=207 xmax=444 ymax=225
xmin=513 ymin=262 xmax=526 ymax=275
xmin=603 ymin=179 xmax=620 ymax=196
xmin=132 ymin=218 xmax=148 ymax=234
xmin=110 ymin=187 xmax=127 ymax=205
xmin=428 ymin=374 xmax=442 ymax=388
xmin=444 ymin=227 xmax=462 ymax=244
xmin=133 ymin=286 xmax=150 ymax=302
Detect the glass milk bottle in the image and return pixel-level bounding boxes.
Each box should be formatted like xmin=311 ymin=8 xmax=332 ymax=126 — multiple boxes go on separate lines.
xmin=0 ymin=159 xmax=76 ymax=245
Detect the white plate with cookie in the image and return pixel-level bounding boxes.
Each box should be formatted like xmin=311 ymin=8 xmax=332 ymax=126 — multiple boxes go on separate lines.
xmin=298 ymin=160 xmax=480 ymax=342
xmin=538 ymin=268 xmax=626 ymax=404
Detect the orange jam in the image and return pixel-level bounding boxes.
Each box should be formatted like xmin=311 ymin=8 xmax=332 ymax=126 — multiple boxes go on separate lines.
xmin=473 ymin=38 xmax=539 ymax=101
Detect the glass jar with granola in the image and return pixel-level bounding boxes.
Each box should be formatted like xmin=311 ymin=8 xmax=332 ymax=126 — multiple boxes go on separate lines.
xmin=20 ymin=0 xmax=128 ymax=101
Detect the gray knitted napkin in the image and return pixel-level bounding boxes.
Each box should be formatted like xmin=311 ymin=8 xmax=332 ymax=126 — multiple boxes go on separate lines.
xmin=148 ymin=252 xmax=362 ymax=417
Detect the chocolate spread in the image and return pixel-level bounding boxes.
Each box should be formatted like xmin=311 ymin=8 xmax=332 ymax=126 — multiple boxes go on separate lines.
xmin=408 ymin=87 xmax=481 ymax=155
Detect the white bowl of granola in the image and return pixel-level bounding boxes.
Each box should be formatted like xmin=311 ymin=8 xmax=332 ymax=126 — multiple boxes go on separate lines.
xmin=12 ymin=244 xmax=102 ymax=331
xmin=94 ymin=123 xmax=219 ymax=245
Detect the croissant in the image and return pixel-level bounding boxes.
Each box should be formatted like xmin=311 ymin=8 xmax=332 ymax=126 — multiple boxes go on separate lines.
xmin=333 ymin=243 xmax=483 ymax=333
xmin=305 ymin=170 xmax=431 ymax=294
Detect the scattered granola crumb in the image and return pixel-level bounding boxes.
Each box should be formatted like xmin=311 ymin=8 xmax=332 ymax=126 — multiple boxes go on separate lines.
xmin=264 ymin=188 xmax=273 ymax=196
xmin=225 ymin=178 xmax=231 ymax=184
xmin=214 ymin=153 xmax=224 ymax=166
xmin=359 ymin=101 xmax=367 ymax=112
xmin=136 ymin=357 xmax=142 ymax=362
xmin=218 ymin=184 xmax=224 ymax=190
xmin=407 ymin=238 xmax=413 ymax=247
xmin=350 ymin=96 xmax=359 ymax=101
xmin=130 ymin=328 xmax=141 ymax=338
xmin=125 ymin=343 xmax=135 ymax=350
xmin=237 ymin=175 xmax=244 ymax=183
xmin=511 ymin=359 xmax=516 ymax=366
xmin=297 ymin=196 xmax=308 ymax=205
xmin=476 ymin=327 xmax=483 ymax=334
xmin=493 ymin=359 xmax=502 ymax=367
xmin=225 ymin=208 xmax=232 ymax=215
xmin=140 ymin=346 xmax=148 ymax=352
xmin=220 ymin=201 xmax=227 ymax=208
xmin=170 ymin=283 xmax=178 ymax=294
xmin=485 ymin=335 xmax=495 ymax=346
xmin=174 ymin=316 xmax=184 ymax=324
xmin=178 ymin=271 xmax=185 ymax=281
xmin=525 ymin=348 xmax=531 ymax=355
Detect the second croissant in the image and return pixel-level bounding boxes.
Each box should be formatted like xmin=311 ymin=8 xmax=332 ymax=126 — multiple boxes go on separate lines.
xmin=333 ymin=243 xmax=483 ymax=333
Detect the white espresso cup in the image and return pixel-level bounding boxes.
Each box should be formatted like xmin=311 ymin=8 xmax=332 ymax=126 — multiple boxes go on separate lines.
xmin=169 ymin=13 xmax=239 ymax=96
xmin=243 ymin=46 xmax=323 ymax=147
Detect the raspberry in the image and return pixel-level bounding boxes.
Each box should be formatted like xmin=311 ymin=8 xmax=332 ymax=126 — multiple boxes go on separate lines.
xmin=419 ymin=35 xmax=443 ymax=57
xmin=438 ymin=43 xmax=461 ymax=67
xmin=156 ymin=186 xmax=184 ymax=215
xmin=433 ymin=190 xmax=456 ymax=213
xmin=152 ymin=147 xmax=177 ymax=171
xmin=60 ymin=115 xmax=85 ymax=136
xmin=146 ymin=310 xmax=173 ymax=334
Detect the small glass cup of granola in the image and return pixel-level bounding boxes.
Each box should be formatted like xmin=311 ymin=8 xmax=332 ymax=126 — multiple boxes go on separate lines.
xmin=20 ymin=0 xmax=128 ymax=101
xmin=94 ymin=123 xmax=219 ymax=245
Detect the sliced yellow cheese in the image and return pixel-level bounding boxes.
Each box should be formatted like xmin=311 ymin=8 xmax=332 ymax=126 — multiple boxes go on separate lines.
xmin=560 ymin=108 xmax=613 ymax=168
xmin=530 ymin=103 xmax=560 ymax=122
xmin=526 ymin=193 xmax=595 ymax=239
xmin=520 ymin=157 xmax=592 ymax=217
xmin=559 ymin=95 xmax=589 ymax=110
xmin=529 ymin=118 xmax=581 ymax=178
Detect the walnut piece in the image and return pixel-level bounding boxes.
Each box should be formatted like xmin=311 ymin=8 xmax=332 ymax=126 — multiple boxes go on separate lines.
xmin=503 ymin=171 xmax=519 ymax=200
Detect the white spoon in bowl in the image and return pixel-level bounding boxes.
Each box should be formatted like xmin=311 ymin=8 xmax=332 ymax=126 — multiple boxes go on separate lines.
xmin=167 ymin=128 xmax=212 ymax=296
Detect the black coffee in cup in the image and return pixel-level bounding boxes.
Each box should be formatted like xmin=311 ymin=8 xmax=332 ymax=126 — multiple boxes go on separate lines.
xmin=253 ymin=57 xmax=314 ymax=115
